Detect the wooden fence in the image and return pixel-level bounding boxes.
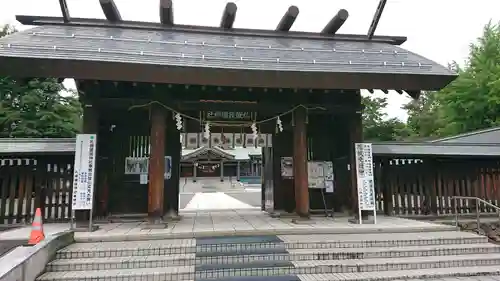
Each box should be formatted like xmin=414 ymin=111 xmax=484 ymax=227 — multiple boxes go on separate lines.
xmin=0 ymin=156 xmax=74 ymax=225
xmin=373 ymin=157 xmax=500 ymax=216
xmin=2 ymin=154 xmax=500 ymax=224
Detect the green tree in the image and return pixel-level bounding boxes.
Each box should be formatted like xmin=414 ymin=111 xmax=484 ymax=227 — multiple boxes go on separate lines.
xmin=0 ymin=25 xmax=82 ymax=138
xmin=403 ymin=91 xmax=442 ymax=139
xmin=0 ymin=24 xmax=16 ymax=37
xmin=434 ymin=22 xmax=500 ymax=136
xmin=362 ymin=96 xmax=410 ymax=141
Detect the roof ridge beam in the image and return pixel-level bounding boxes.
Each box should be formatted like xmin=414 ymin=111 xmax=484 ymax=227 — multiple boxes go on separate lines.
xmin=58 ymin=0 xmax=71 ymax=23
xmin=276 ymin=6 xmax=299 ymax=32
xmin=321 ymin=9 xmax=349 ymax=35
xmin=159 ymin=0 xmax=174 ymax=26
xmin=99 ymin=0 xmax=122 ymax=22
xmin=220 ymin=2 xmax=237 ymax=29
xmin=14 ymin=15 xmax=407 ymax=45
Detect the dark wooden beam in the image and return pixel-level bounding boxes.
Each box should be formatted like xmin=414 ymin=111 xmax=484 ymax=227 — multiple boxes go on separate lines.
xmin=367 ymin=0 xmax=387 ymax=39
xmin=220 ymin=2 xmax=237 ymax=29
xmin=159 ymin=0 xmax=174 ymax=26
xmin=276 ymin=6 xmax=299 ymax=32
xmin=99 ymin=0 xmax=122 ymax=22
xmin=321 ymin=9 xmax=349 ymax=35
xmin=58 ymin=0 xmax=71 ymax=23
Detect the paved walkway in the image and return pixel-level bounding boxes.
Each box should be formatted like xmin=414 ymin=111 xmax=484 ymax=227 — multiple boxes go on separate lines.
xmin=0 ymin=210 xmax=455 ymax=242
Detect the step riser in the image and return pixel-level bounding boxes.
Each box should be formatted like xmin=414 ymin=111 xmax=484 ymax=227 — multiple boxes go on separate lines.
xmin=55 ymin=247 xmax=196 ymax=259
xmin=47 ymin=258 xmax=500 ymax=276
xmin=48 ymin=247 xmax=500 ymax=271
xmin=47 ymin=258 xmax=194 ymax=272
xmin=54 ymin=237 xmax=488 ymax=259
xmin=297 ymin=271 xmax=500 ymax=281
xmin=37 ymin=270 xmax=500 ymax=281
xmin=196 ymin=259 xmax=500 ymax=278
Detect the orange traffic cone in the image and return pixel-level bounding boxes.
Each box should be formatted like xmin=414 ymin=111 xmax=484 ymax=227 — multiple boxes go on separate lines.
xmin=28 ymin=208 xmax=45 ymax=245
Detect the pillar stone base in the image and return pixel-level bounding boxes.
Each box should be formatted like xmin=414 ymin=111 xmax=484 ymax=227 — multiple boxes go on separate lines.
xmin=142 ymin=217 xmax=167 ymax=229
xmin=142 ymin=223 xmax=167 ymax=229
xmin=291 ymin=216 xmax=313 ymax=224
xmin=164 ymin=210 xmax=181 ymax=221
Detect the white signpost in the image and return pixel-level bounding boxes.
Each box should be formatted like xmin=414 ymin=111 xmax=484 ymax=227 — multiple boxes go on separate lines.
xmin=354 ymin=143 xmax=377 ymax=224
xmin=70 ymin=134 xmax=97 ymax=231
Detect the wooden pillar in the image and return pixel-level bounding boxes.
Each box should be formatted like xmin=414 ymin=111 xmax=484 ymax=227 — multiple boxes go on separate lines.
xmin=193 ymin=162 xmax=197 ymax=182
xmin=220 ymin=160 xmax=224 ymax=182
xmin=148 ymin=104 xmax=166 ymax=221
xmin=349 ymin=111 xmax=363 ymax=216
xmin=293 ymin=107 xmax=309 ymax=218
xmin=236 ymin=161 xmax=241 ymax=181
xmin=75 ymin=104 xmax=98 ymax=227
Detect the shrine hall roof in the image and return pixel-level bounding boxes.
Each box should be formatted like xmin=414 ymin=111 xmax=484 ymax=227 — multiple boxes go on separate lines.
xmin=0 ymin=18 xmax=456 ymax=90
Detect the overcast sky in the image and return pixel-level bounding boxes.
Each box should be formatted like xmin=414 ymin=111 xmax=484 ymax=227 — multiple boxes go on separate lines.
xmin=1 ymin=0 xmax=499 ymax=120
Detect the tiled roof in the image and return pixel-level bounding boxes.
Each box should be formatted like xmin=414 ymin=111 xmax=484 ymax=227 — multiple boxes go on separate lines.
xmin=181 ymin=146 xmax=261 ymax=161
xmin=0 ymin=138 xmax=75 ymax=155
xmin=3 ymin=139 xmax=499 ymax=157
xmin=0 ymin=25 xmax=454 ymax=78
xmin=372 ymin=142 xmax=500 ymax=157
xmin=428 ymin=126 xmax=500 ymax=143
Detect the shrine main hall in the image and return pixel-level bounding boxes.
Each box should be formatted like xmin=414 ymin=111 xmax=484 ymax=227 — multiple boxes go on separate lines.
xmin=0 ymin=0 xmax=456 ymax=221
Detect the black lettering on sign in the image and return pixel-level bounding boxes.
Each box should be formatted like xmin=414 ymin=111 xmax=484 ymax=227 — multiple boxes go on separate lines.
xmin=206 ymin=111 xmax=253 ymax=120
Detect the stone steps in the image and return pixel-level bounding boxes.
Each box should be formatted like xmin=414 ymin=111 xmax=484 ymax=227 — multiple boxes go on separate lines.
xmin=37 ymin=231 xmax=500 ymax=281
xmin=47 ymin=243 xmax=500 ymax=271
xmin=38 ymin=256 xmax=500 ymax=281
xmin=54 ymin=232 xmax=487 ymax=259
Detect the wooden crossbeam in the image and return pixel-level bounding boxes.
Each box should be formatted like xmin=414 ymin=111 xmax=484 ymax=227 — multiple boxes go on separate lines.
xmin=321 ymin=9 xmax=349 ymax=35
xmin=220 ymin=2 xmax=237 ymax=29
xmin=99 ymin=0 xmax=122 ymax=22
xmin=276 ymin=6 xmax=299 ymax=32
xmin=159 ymin=0 xmax=174 ymax=26
xmin=58 ymin=0 xmax=71 ymax=23
xmin=367 ymin=0 xmax=387 ymax=39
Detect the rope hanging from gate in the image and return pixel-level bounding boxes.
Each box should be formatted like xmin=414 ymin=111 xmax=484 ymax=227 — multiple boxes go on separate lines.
xmin=128 ymin=100 xmax=325 ymax=128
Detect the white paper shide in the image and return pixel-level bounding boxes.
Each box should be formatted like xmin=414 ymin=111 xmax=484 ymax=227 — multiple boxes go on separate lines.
xmin=355 ymin=143 xmax=376 ymax=211
xmin=72 ymin=134 xmax=97 ymax=210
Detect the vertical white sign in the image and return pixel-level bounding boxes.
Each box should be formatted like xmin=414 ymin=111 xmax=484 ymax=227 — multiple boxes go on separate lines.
xmin=72 ymin=134 xmax=97 ymax=210
xmin=355 ymin=143 xmax=376 ymax=211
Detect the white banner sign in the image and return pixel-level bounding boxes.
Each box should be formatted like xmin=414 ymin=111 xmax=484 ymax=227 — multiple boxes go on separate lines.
xmin=355 ymin=143 xmax=376 ymax=211
xmin=72 ymin=134 xmax=97 ymax=210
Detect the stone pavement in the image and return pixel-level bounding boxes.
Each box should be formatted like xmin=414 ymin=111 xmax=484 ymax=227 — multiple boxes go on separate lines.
xmin=0 ymin=210 xmax=455 ymax=242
